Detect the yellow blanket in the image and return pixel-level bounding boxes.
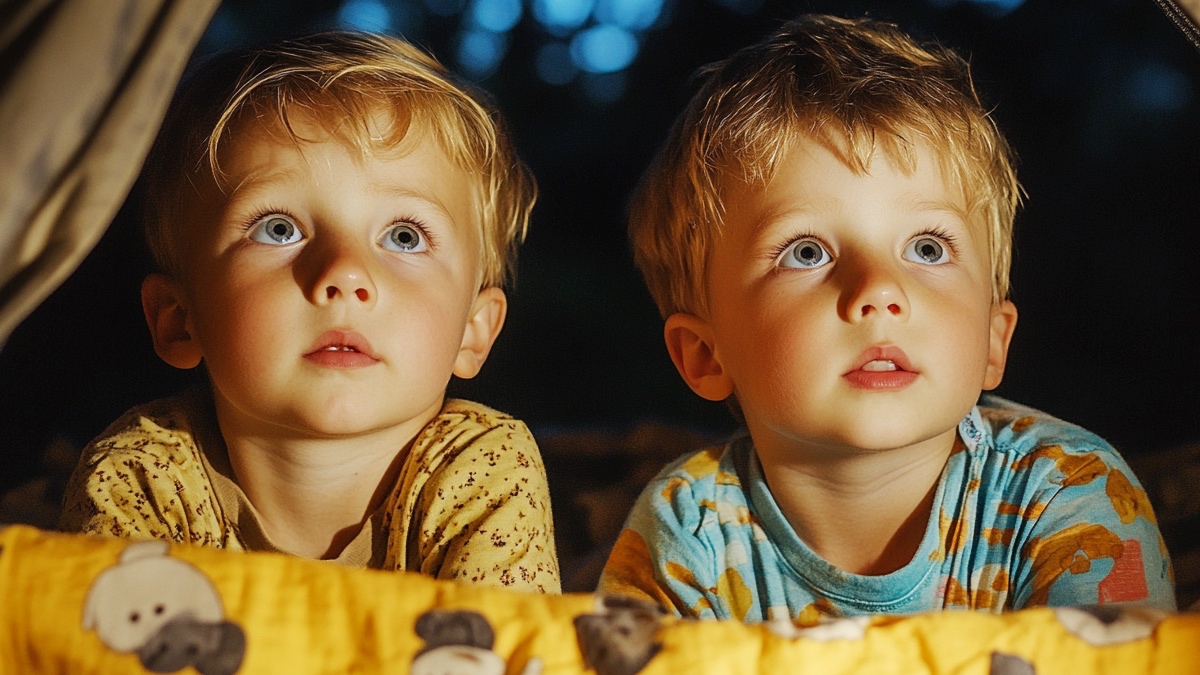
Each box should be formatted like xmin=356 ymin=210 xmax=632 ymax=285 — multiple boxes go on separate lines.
xmin=1 ymin=525 xmax=1197 ymax=674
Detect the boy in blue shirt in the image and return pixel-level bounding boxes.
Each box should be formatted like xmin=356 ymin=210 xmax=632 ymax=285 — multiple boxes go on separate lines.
xmin=599 ymin=15 xmax=1174 ymax=620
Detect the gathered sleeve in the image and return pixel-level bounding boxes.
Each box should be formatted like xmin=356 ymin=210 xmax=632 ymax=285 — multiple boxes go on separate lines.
xmin=394 ymin=402 xmax=561 ymax=593
xmin=57 ymin=405 xmax=227 ymax=549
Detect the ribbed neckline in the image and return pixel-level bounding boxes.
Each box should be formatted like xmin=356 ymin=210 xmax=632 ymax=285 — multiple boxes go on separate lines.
xmin=742 ymin=406 xmax=988 ymax=611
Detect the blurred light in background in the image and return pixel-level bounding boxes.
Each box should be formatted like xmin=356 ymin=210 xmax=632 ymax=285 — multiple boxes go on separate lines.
xmin=927 ymin=0 xmax=1026 ymax=15
xmin=469 ymin=0 xmax=523 ymax=32
xmin=533 ymin=0 xmax=595 ymax=36
xmin=570 ymin=24 xmax=638 ymax=73
xmin=207 ymin=0 xmax=1050 ymax=100
xmin=536 ymin=41 xmax=579 ymax=84
xmin=457 ymin=28 xmax=509 ymax=77
xmin=424 ymin=0 xmax=467 ymax=17
xmin=594 ymin=0 xmax=663 ymax=31
xmin=581 ymin=71 xmax=626 ymax=102
xmin=1127 ymin=60 xmax=1195 ymax=113
xmin=338 ymin=0 xmax=393 ymax=31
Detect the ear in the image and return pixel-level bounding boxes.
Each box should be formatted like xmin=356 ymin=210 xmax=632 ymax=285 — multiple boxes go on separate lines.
xmin=453 ymin=286 xmax=507 ymax=379
xmin=663 ymin=313 xmax=734 ymax=401
xmin=141 ymin=273 xmax=203 ymax=369
xmin=982 ymin=299 xmax=1018 ymax=390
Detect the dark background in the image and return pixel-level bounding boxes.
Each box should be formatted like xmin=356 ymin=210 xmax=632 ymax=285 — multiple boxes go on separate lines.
xmin=2 ymin=0 xmax=1199 ymax=496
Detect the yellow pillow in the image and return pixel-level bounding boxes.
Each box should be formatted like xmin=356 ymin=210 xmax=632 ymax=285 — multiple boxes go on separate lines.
xmin=1 ymin=525 xmax=1197 ymax=674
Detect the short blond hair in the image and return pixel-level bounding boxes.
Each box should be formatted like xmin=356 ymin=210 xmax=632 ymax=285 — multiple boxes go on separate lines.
xmin=142 ymin=31 xmax=534 ymax=289
xmin=630 ymin=14 xmax=1020 ymax=318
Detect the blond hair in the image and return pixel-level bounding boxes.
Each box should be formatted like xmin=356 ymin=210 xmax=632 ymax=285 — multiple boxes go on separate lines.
xmin=142 ymin=31 xmax=534 ymax=289
xmin=629 ymin=14 xmax=1020 ymax=318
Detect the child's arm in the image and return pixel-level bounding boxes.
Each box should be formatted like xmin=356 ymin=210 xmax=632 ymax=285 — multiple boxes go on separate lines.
xmin=1007 ymin=447 xmax=1176 ymax=610
xmin=398 ymin=409 xmax=561 ymax=593
xmin=57 ymin=405 xmax=227 ymax=548
xmin=598 ymin=447 xmax=745 ymax=619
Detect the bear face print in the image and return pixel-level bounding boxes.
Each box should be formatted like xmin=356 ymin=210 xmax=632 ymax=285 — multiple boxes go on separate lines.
xmin=82 ymin=540 xmax=245 ymax=675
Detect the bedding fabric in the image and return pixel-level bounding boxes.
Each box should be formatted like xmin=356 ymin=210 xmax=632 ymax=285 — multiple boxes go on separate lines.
xmin=0 ymin=525 xmax=1198 ymax=674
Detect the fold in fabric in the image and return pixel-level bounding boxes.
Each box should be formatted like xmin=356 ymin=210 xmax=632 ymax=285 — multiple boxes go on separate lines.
xmin=0 ymin=0 xmax=218 ymax=343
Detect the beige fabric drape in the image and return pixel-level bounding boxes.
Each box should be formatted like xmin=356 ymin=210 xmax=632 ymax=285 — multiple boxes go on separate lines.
xmin=0 ymin=0 xmax=217 ymax=344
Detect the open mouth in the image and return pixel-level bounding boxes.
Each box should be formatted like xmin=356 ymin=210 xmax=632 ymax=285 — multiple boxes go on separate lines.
xmin=304 ymin=330 xmax=379 ymax=367
xmin=860 ymin=359 xmax=900 ymax=372
xmin=844 ymin=346 xmax=917 ymax=390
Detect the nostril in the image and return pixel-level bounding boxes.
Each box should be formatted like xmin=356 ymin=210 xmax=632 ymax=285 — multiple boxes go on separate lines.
xmin=355 ymin=288 xmax=369 ymax=302
xmin=888 ymin=303 xmax=902 ymax=315
xmin=326 ymin=286 xmax=338 ymax=300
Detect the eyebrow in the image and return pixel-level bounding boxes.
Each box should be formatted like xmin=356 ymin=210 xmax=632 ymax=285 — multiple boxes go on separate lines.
xmin=750 ymin=194 xmax=839 ymax=234
xmin=372 ymin=182 xmax=459 ymax=222
xmin=224 ymin=169 xmax=461 ymax=224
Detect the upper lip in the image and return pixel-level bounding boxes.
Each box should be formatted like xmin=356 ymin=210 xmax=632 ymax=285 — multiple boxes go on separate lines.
xmin=305 ymin=330 xmax=379 ymax=360
xmin=845 ymin=344 xmax=915 ymax=374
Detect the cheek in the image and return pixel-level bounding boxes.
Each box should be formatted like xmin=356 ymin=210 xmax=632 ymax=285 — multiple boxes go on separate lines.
xmin=191 ymin=277 xmax=292 ymax=364
xmin=717 ymin=288 xmax=826 ymax=398
xmin=932 ymin=297 xmax=995 ymax=377
xmin=379 ymin=276 xmax=473 ymax=354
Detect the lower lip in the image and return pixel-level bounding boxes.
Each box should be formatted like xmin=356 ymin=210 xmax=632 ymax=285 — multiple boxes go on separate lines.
xmin=304 ymin=350 xmax=379 ymax=368
xmin=843 ymin=370 xmax=918 ymax=390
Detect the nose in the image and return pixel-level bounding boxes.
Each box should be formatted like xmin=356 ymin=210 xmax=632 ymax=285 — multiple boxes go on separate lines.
xmin=838 ymin=255 xmax=909 ymax=323
xmin=302 ymin=235 xmax=377 ymax=308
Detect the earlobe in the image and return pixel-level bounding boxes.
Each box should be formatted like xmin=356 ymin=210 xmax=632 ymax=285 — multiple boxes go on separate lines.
xmin=141 ymin=273 xmax=203 ymax=370
xmin=982 ymin=299 xmax=1019 ymax=390
xmin=453 ymin=286 xmax=507 ymax=379
xmin=663 ymin=313 xmax=734 ymax=402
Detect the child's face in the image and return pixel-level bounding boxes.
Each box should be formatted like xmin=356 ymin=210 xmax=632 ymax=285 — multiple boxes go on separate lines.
xmin=667 ymin=134 xmax=1017 ymax=457
xmin=153 ymin=112 xmax=501 ymax=439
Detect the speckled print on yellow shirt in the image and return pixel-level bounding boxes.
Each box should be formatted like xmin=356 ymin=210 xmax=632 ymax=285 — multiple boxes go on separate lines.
xmin=59 ymin=391 xmax=560 ymax=593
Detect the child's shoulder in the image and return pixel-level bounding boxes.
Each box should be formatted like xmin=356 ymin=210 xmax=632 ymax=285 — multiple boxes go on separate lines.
xmin=438 ymin=398 xmax=519 ymax=425
xmin=974 ymin=395 xmax=1123 ymax=464
xmin=413 ymin=398 xmax=541 ymax=472
xmin=87 ymin=391 xmax=210 ymax=462
xmin=649 ymin=437 xmax=747 ymax=498
xmin=428 ymin=398 xmax=530 ymax=442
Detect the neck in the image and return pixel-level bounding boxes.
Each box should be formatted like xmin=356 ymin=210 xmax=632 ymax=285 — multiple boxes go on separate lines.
xmin=754 ymin=427 xmax=959 ymax=576
xmin=212 ymin=398 xmax=442 ymax=559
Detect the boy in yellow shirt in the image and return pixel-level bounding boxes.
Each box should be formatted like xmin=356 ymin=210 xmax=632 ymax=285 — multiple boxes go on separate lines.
xmin=60 ymin=31 xmax=559 ymax=593
xmin=600 ymin=15 xmax=1172 ymax=617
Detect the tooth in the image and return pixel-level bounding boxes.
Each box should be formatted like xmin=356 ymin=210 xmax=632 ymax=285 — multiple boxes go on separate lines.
xmin=863 ymin=360 xmax=897 ymax=372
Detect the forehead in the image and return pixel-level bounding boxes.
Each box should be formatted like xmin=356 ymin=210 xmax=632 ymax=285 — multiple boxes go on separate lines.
xmin=196 ymin=107 xmax=479 ymax=227
xmin=216 ymin=105 xmax=467 ymax=182
xmin=719 ymin=133 xmax=969 ymax=229
xmin=178 ymin=110 xmax=483 ymax=258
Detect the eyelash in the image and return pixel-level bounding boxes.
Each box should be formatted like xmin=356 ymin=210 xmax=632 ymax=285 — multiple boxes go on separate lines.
xmin=240 ymin=207 xmax=300 ymax=234
xmin=239 ymin=209 xmax=439 ymax=249
xmin=769 ymin=227 xmax=961 ymax=262
xmin=388 ymin=217 xmax=437 ymax=252
xmin=914 ymin=226 xmax=959 ymax=258
xmin=769 ymin=230 xmax=823 ymax=263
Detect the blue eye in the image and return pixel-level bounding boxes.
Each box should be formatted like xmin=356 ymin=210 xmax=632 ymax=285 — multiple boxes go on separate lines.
xmin=381 ymin=223 xmax=426 ymax=253
xmin=778 ymin=238 xmax=831 ymax=269
xmin=249 ymin=215 xmax=303 ymax=245
xmin=903 ymin=236 xmax=949 ymax=265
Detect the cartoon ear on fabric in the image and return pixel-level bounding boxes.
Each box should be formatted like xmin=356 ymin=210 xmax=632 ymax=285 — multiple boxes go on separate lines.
xmin=989 ymin=652 xmax=1037 ymax=675
xmin=1052 ymin=605 xmax=1169 ymax=646
xmin=573 ymin=595 xmax=666 ymax=675
xmin=82 ymin=540 xmax=247 ymax=674
xmin=412 ymin=609 xmax=507 ymax=675
xmin=415 ymin=609 xmax=496 ymax=652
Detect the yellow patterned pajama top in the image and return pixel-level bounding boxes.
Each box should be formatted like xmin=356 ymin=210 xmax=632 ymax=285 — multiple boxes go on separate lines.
xmin=59 ymin=391 xmax=560 ymax=593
